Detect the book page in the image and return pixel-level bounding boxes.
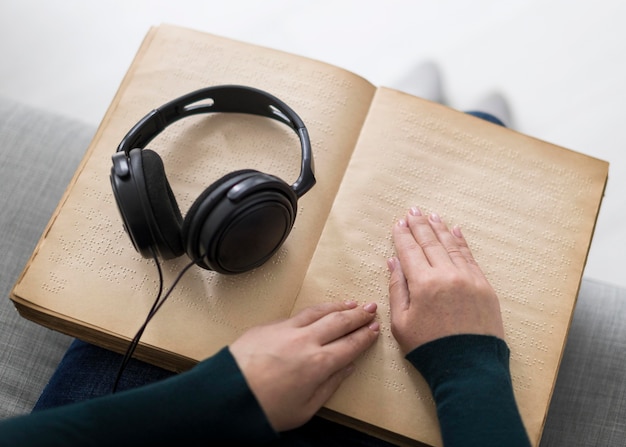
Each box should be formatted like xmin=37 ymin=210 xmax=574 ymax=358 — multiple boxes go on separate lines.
xmin=11 ymin=24 xmax=375 ymax=365
xmin=295 ymin=88 xmax=608 ymax=446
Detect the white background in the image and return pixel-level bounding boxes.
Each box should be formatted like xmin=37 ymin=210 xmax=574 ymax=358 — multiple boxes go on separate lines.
xmin=1 ymin=0 xmax=624 ymax=287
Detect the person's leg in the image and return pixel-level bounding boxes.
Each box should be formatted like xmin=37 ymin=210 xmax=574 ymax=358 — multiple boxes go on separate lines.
xmin=465 ymin=92 xmax=512 ymax=128
xmin=392 ymin=61 xmax=445 ymax=103
xmin=391 ymin=62 xmax=512 ymax=128
xmin=271 ymin=417 xmax=398 ymax=447
xmin=465 ymin=111 xmax=506 ymax=127
xmin=33 ymin=340 xmax=175 ymax=411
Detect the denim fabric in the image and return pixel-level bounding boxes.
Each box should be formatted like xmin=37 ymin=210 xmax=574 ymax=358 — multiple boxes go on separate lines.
xmin=465 ymin=111 xmax=505 ymax=127
xmin=33 ymin=340 xmax=175 ymax=411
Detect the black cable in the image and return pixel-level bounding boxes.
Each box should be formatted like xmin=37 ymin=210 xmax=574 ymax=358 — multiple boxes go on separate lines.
xmin=112 ymin=252 xmax=199 ymax=393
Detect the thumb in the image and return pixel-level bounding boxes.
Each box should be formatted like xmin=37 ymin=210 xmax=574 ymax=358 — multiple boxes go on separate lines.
xmin=306 ymin=364 xmax=355 ymax=415
xmin=388 ymin=257 xmax=409 ymax=313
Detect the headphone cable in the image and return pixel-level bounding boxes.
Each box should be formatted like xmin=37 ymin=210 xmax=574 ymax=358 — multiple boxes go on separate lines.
xmin=112 ymin=251 xmax=198 ymax=393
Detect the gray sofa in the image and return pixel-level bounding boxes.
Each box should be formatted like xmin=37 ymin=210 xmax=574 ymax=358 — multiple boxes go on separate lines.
xmin=0 ymin=96 xmax=624 ymax=445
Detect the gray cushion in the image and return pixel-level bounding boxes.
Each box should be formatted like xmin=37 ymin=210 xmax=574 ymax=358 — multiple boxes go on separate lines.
xmin=0 ymin=96 xmax=95 ymax=417
xmin=541 ymin=278 xmax=626 ymax=446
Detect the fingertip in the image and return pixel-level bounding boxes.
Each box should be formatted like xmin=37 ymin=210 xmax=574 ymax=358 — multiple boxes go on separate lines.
xmin=429 ymin=212 xmax=442 ymax=223
xmin=409 ymin=206 xmax=422 ymax=216
xmin=363 ymin=302 xmax=378 ymax=313
xmin=388 ymin=256 xmax=405 ymax=281
xmin=452 ymin=225 xmax=463 ymax=238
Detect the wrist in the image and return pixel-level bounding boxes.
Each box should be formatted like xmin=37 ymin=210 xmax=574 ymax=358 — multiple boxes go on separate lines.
xmin=406 ymin=334 xmax=511 ymax=390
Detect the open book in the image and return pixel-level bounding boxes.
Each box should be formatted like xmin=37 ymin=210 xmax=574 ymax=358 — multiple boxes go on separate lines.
xmin=10 ymin=24 xmax=608 ymax=446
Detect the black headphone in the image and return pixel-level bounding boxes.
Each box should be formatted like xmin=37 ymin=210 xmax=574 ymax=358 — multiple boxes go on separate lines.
xmin=110 ymin=85 xmax=315 ymax=274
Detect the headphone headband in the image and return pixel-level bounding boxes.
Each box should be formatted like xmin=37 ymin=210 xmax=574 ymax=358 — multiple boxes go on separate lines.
xmin=115 ymin=85 xmax=315 ymax=197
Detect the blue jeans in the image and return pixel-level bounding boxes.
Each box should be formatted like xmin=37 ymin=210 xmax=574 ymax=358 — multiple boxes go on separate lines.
xmin=33 ymin=340 xmax=175 ymax=409
xmin=465 ymin=111 xmax=505 ymax=126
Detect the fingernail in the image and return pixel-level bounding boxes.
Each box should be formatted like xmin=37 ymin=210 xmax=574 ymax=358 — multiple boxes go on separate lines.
xmin=409 ymin=206 xmax=422 ymax=216
xmin=344 ymin=300 xmax=358 ymax=308
xmin=430 ymin=212 xmax=441 ymax=223
xmin=397 ymin=218 xmax=407 ymax=227
xmin=452 ymin=226 xmax=463 ymax=238
xmin=368 ymin=321 xmax=380 ymax=332
xmin=386 ymin=257 xmax=396 ymax=272
xmin=363 ymin=302 xmax=377 ymax=313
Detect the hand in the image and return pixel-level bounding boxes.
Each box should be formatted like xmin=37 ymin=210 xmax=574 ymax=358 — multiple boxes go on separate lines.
xmin=229 ymin=301 xmax=380 ymax=432
xmin=388 ymin=207 xmax=505 ymax=354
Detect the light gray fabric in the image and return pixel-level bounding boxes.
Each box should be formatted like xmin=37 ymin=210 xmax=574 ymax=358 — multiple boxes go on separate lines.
xmin=541 ymin=278 xmax=626 ymax=446
xmin=0 ymin=97 xmax=95 ymax=417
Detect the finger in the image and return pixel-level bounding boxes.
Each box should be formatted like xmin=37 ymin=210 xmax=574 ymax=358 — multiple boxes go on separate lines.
xmin=427 ymin=212 xmax=468 ymax=267
xmin=406 ymin=209 xmax=454 ymax=267
xmin=387 ymin=256 xmax=412 ymax=346
xmin=321 ymin=322 xmax=380 ymax=368
xmin=392 ymin=211 xmax=429 ymax=272
xmin=451 ymin=225 xmax=486 ymax=275
xmin=309 ymin=303 xmax=378 ymax=345
xmin=305 ymin=363 xmax=356 ymax=416
xmin=388 ymin=256 xmax=410 ymax=313
xmin=289 ymin=301 xmax=357 ymax=328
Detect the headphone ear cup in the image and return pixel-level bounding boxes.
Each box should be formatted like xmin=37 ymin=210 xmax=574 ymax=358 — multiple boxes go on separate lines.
xmin=140 ymin=149 xmax=184 ymax=258
xmin=182 ymin=169 xmax=297 ymax=274
xmin=182 ymin=169 xmax=257 ymax=237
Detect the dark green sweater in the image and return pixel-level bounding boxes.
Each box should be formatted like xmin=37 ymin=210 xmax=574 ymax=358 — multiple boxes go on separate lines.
xmin=408 ymin=335 xmax=531 ymax=447
xmin=0 ymin=336 xmax=530 ymax=446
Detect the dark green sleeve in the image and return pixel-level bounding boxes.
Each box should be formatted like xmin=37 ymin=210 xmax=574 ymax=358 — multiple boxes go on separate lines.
xmin=0 ymin=347 xmax=278 ymax=446
xmin=406 ymin=335 xmax=531 ymax=447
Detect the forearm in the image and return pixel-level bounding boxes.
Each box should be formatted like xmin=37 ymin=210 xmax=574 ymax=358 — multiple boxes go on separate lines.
xmin=0 ymin=347 xmax=277 ymax=447
xmin=407 ymin=335 xmax=531 ymax=447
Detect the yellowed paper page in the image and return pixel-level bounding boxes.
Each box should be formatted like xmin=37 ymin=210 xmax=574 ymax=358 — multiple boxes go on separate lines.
xmin=295 ymin=88 xmax=608 ymax=446
xmin=11 ymin=24 xmax=375 ymax=365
